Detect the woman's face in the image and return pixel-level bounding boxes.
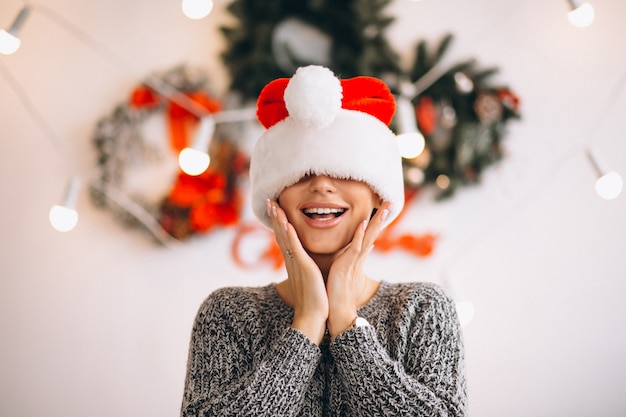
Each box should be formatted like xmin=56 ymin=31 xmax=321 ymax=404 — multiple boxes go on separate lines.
xmin=277 ymin=175 xmax=381 ymax=255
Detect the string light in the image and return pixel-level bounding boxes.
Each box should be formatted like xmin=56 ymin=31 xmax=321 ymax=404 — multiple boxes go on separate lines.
xmin=179 ymin=116 xmax=215 ymax=175
xmin=395 ymin=95 xmax=426 ymax=159
xmin=49 ymin=176 xmax=81 ymax=232
xmin=0 ymin=5 xmax=31 ymax=55
xmin=586 ymin=148 xmax=623 ymax=200
xmin=0 ymin=58 xmax=83 ymax=233
xmin=2 ymin=0 xmax=619 ymax=242
xmin=0 ymin=4 xmax=255 ymax=233
xmin=182 ymin=0 xmax=214 ymax=20
xmin=567 ymin=0 xmax=595 ymax=28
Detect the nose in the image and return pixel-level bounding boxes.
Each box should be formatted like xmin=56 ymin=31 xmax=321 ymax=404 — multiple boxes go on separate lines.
xmin=308 ymin=175 xmax=336 ymax=194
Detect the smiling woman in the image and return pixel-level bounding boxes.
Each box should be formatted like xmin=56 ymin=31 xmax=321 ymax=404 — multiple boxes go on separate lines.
xmin=180 ymin=65 xmax=467 ymax=417
xmin=277 ymin=175 xmax=381 ymax=258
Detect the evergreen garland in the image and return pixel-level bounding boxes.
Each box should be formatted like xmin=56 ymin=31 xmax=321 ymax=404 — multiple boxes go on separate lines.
xmin=220 ymin=0 xmax=401 ymax=101
xmin=403 ymin=34 xmax=521 ymax=198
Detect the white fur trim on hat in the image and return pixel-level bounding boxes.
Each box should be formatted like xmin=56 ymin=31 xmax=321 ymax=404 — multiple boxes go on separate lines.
xmin=250 ymin=65 xmax=404 ymax=230
xmin=250 ymin=109 xmax=404 ymax=230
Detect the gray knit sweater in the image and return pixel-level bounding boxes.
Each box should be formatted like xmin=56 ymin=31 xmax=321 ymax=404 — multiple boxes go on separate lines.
xmin=181 ymin=281 xmax=467 ymax=417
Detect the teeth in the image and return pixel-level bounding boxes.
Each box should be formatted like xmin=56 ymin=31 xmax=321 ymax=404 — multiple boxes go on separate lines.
xmin=303 ymin=208 xmax=345 ymax=214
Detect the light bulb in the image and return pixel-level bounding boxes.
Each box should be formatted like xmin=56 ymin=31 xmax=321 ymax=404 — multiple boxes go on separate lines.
xmin=436 ymin=174 xmax=450 ymax=190
xmin=595 ymin=171 xmax=623 ymax=200
xmin=405 ymin=166 xmax=425 ymax=186
xmin=0 ymin=29 xmax=21 ymax=55
xmin=49 ymin=176 xmax=81 ymax=232
xmin=179 ymin=148 xmax=210 ymax=175
xmin=0 ymin=6 xmax=30 ymax=55
xmin=395 ymin=96 xmax=425 ymax=158
xmin=182 ymin=0 xmax=214 ymax=19
xmin=49 ymin=205 xmax=79 ymax=232
xmin=179 ymin=116 xmax=215 ymax=175
xmin=568 ymin=2 xmax=595 ymax=28
xmin=397 ymin=132 xmax=426 ymax=159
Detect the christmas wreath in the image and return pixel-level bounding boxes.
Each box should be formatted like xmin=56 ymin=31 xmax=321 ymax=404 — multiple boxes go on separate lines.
xmin=90 ymin=65 xmax=248 ymax=241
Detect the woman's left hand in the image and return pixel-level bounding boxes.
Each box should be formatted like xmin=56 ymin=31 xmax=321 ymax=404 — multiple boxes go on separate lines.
xmin=326 ymin=201 xmax=391 ymax=338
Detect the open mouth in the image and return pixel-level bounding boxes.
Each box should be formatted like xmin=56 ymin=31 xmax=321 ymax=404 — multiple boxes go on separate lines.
xmin=302 ymin=207 xmax=346 ymax=220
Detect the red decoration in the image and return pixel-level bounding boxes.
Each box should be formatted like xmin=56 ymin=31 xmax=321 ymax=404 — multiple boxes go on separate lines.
xmin=497 ymin=88 xmax=520 ymax=112
xmin=415 ymin=95 xmax=437 ymax=136
xmin=127 ymin=82 xmax=244 ymax=240
xmin=256 ymin=74 xmax=396 ymax=129
xmin=375 ymin=189 xmax=438 ymax=257
xmin=231 ymin=223 xmax=285 ymax=270
xmin=129 ymin=85 xmax=222 ymax=152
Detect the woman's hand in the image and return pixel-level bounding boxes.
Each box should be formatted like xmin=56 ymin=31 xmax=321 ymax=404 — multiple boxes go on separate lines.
xmin=267 ymin=200 xmax=328 ymax=345
xmin=326 ymin=202 xmax=391 ymax=338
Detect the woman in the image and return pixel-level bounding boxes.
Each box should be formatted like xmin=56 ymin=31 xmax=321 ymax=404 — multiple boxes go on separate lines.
xmin=181 ymin=65 xmax=467 ymax=416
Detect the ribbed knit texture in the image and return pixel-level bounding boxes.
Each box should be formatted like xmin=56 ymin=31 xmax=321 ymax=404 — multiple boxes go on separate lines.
xmin=181 ymin=281 xmax=467 ymax=417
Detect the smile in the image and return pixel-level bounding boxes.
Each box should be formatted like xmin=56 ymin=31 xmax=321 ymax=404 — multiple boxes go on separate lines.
xmin=302 ymin=207 xmax=346 ymax=220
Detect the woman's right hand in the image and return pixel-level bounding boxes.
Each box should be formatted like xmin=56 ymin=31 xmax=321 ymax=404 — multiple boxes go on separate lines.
xmin=267 ymin=199 xmax=328 ymax=345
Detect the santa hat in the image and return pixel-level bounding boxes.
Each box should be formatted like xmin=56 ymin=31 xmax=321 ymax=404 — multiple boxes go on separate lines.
xmin=250 ymin=65 xmax=405 ymax=229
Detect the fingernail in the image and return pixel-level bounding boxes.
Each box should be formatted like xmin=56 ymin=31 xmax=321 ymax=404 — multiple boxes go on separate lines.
xmin=283 ymin=220 xmax=288 ymax=232
xmin=266 ymin=199 xmax=272 ymax=217
xmin=362 ymin=219 xmax=368 ymax=230
xmin=381 ymin=209 xmax=389 ymax=223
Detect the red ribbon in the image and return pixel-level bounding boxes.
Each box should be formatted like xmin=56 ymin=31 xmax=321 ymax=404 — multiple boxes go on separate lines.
xmin=129 ymin=85 xmax=222 ymax=152
xmin=375 ymin=189 xmax=438 ymax=257
xmin=231 ymin=222 xmax=284 ymax=270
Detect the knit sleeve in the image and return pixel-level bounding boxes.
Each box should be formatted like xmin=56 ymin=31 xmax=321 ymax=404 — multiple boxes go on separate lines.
xmin=180 ymin=288 xmax=322 ymax=417
xmin=329 ymin=284 xmax=467 ymax=417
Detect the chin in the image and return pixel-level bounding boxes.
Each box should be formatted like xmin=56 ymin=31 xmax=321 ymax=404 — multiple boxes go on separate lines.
xmin=303 ymin=238 xmax=349 ymax=256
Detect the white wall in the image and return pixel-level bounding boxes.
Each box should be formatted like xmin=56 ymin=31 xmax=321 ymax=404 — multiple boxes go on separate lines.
xmin=1 ymin=1 xmax=625 ymax=416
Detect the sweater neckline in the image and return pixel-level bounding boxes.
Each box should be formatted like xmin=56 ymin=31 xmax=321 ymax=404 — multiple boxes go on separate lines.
xmin=269 ymin=280 xmax=389 ymax=313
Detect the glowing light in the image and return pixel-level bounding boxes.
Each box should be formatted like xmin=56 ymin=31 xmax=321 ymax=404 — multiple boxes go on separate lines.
xmin=436 ymin=174 xmax=450 ymax=190
xmin=395 ymin=95 xmax=426 ymax=159
xmin=397 ymin=132 xmax=426 ymax=159
xmin=182 ymin=0 xmax=214 ymax=20
xmin=405 ymin=167 xmax=425 ymax=186
xmin=49 ymin=205 xmax=79 ymax=232
xmin=454 ymin=72 xmax=474 ymax=93
xmin=0 ymin=29 xmax=21 ymax=55
xmin=568 ymin=2 xmax=595 ymax=28
xmin=587 ymin=148 xmax=622 ymax=200
xmin=179 ymin=148 xmax=210 ymax=175
xmin=0 ymin=6 xmax=30 ymax=55
xmin=178 ymin=116 xmax=215 ymax=175
xmin=595 ymin=171 xmax=623 ymax=200
xmin=49 ymin=176 xmax=81 ymax=232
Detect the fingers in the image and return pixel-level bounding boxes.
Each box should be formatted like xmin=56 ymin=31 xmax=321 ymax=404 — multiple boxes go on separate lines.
xmin=344 ymin=201 xmax=391 ymax=258
xmin=266 ymin=199 xmax=290 ymax=257
xmin=362 ymin=200 xmax=391 ymax=250
xmin=266 ymin=199 xmax=304 ymax=261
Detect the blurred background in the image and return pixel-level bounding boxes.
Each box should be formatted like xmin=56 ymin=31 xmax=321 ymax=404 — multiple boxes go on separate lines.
xmin=1 ymin=0 xmax=625 ymax=416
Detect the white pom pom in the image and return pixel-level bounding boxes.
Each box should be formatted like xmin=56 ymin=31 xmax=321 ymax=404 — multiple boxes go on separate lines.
xmin=284 ymin=65 xmax=343 ymax=129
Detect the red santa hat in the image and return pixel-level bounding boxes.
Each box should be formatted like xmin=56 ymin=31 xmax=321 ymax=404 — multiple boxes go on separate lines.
xmin=250 ymin=65 xmax=405 ymax=229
